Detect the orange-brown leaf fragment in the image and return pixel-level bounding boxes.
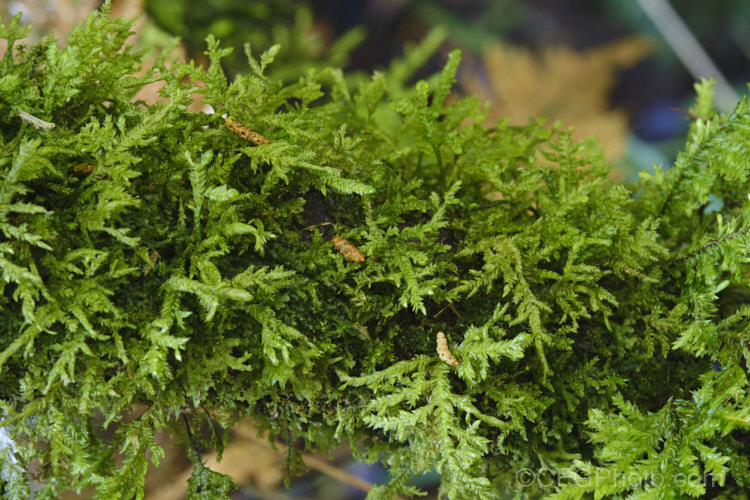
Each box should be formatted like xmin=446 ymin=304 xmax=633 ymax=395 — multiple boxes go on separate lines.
xmin=143 ymin=250 xmax=159 ymax=277
xmin=72 ymin=163 xmax=96 ymax=177
xmin=436 ymin=331 xmax=459 ymax=366
xmin=460 ymin=36 xmax=652 ymax=164
xmin=225 ymin=116 xmax=271 ymax=145
xmin=331 ymin=235 xmax=365 ymax=263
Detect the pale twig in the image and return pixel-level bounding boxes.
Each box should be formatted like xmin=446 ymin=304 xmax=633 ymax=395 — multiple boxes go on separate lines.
xmin=234 ymin=422 xmax=408 ymax=499
xmin=635 ymin=0 xmax=739 ymax=112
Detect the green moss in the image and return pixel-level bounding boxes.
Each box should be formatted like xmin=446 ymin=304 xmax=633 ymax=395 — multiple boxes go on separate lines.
xmin=0 ymin=4 xmax=748 ymax=499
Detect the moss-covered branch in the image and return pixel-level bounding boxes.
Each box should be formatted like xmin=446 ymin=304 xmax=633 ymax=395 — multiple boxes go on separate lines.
xmin=0 ymin=4 xmax=748 ymax=499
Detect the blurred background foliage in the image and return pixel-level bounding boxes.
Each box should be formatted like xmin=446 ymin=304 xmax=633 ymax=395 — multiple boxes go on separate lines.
xmin=2 ymin=0 xmax=749 ymax=498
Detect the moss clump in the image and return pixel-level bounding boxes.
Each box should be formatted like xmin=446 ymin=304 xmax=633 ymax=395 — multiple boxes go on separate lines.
xmin=0 ymin=4 xmax=748 ymax=499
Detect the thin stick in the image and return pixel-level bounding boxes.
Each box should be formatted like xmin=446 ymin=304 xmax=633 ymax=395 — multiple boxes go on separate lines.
xmin=18 ymin=110 xmax=56 ymax=130
xmin=635 ymin=0 xmax=738 ymax=112
xmin=234 ymin=423 xmax=407 ymax=499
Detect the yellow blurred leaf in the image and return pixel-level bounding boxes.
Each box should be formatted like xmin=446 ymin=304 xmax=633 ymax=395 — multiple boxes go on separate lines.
xmin=461 ymin=36 xmax=653 ymax=162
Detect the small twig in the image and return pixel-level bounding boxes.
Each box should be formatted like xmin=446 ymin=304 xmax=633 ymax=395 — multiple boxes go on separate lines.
xmin=433 ymin=303 xmax=452 ymax=319
xmin=304 ymin=221 xmax=332 ymax=232
xmin=669 ymin=106 xmax=699 ymax=121
xmin=182 ymin=413 xmax=203 ymax=464
xmin=433 ymin=302 xmax=461 ymax=319
xmin=684 ymin=228 xmax=747 ymax=260
xmin=18 ymin=110 xmax=56 ymax=130
xmin=635 ymin=0 xmax=738 ymax=112
xmin=722 ymin=392 xmax=738 ymax=407
xmin=234 ymin=423 xmax=408 ymax=499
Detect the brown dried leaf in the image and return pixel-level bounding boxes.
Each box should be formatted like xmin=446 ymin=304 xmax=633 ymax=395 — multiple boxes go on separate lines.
xmin=461 ymin=36 xmax=653 ymax=162
xmin=436 ymin=331 xmax=459 ymax=366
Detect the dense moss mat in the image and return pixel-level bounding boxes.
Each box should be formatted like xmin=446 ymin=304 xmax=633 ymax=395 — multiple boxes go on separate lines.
xmin=0 ymin=5 xmax=748 ymax=499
